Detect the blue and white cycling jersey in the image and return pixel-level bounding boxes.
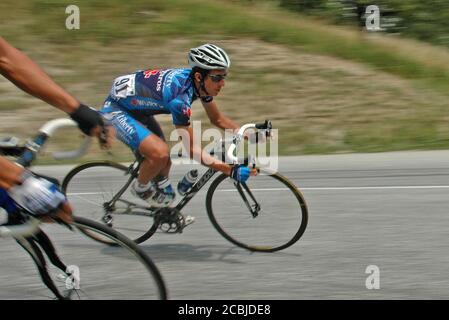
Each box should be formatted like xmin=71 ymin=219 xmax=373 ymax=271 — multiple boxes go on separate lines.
xmin=103 ymin=68 xmax=196 ymax=126
xmin=100 ymin=68 xmax=198 ymax=151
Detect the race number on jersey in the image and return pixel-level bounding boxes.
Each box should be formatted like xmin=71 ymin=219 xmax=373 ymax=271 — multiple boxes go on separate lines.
xmin=110 ymin=74 xmax=136 ymax=99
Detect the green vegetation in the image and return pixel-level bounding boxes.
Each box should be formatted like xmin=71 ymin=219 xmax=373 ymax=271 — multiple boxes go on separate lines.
xmin=280 ymin=0 xmax=449 ymax=48
xmin=1 ymin=0 xmax=449 ymax=160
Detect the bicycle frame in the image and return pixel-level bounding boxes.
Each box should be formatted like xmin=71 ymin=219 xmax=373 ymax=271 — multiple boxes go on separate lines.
xmin=176 ymin=167 xmax=218 ymax=210
xmin=100 ymin=145 xmax=261 ymax=220
xmin=99 ymin=120 xmax=273 ymax=220
xmin=101 ymin=158 xmax=220 ymax=217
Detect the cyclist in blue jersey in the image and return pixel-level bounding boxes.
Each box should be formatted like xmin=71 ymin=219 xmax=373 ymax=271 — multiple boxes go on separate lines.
xmin=100 ymin=44 xmax=257 ymax=215
xmin=0 ymin=37 xmax=113 ymax=223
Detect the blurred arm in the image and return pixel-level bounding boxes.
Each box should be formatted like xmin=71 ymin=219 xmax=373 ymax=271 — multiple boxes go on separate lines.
xmin=0 ymin=37 xmax=113 ymax=149
xmin=0 ymin=156 xmax=24 ymax=190
xmin=0 ymin=37 xmax=79 ymax=113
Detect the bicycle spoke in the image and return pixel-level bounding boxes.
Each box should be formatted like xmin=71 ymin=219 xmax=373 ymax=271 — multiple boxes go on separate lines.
xmin=62 ymin=162 xmax=158 ymax=244
xmin=67 ymin=194 xmax=104 ymax=208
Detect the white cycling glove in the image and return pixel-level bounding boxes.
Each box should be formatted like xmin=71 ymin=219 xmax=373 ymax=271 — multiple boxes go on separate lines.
xmin=8 ymin=171 xmax=66 ymax=216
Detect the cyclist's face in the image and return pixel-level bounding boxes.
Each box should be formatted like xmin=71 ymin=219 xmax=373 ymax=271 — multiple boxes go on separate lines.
xmin=204 ymin=69 xmax=227 ymax=96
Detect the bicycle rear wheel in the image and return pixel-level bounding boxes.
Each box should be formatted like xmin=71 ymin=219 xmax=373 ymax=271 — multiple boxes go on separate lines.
xmin=11 ymin=216 xmax=168 ymax=299
xmin=206 ymin=169 xmax=308 ymax=252
xmin=62 ymin=161 xmax=158 ymax=245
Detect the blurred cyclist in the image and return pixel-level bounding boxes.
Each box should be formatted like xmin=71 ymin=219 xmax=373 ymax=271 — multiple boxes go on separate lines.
xmin=100 ymin=43 xmax=257 ymax=220
xmin=0 ymin=36 xmax=113 ymax=222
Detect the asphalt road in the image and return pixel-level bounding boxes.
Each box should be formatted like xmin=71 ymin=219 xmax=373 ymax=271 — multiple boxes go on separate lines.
xmin=2 ymin=150 xmax=449 ymax=299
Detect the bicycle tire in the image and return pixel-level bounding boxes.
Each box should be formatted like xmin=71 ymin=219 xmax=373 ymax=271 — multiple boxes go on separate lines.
xmin=61 ymin=161 xmax=158 ymax=245
xmin=6 ymin=216 xmax=168 ymax=299
xmin=68 ymin=216 xmax=168 ymax=299
xmin=205 ymin=169 xmax=308 ymax=252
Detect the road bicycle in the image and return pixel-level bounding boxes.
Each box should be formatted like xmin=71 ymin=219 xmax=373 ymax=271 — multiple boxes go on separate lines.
xmin=0 ymin=119 xmax=167 ymax=299
xmin=62 ymin=120 xmax=308 ymax=252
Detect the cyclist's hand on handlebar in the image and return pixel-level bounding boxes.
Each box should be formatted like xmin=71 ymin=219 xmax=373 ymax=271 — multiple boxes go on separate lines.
xmin=7 ymin=171 xmax=68 ymax=218
xmin=69 ymin=104 xmax=114 ymax=149
xmin=230 ymin=165 xmax=257 ymax=183
xmin=91 ymin=123 xmax=115 ymax=150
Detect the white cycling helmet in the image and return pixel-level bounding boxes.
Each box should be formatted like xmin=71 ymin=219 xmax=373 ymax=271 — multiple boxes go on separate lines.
xmin=188 ymin=43 xmax=231 ymax=70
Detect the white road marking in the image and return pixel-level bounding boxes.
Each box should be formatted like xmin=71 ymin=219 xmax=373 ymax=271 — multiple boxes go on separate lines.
xmin=67 ymin=185 xmax=449 ymax=196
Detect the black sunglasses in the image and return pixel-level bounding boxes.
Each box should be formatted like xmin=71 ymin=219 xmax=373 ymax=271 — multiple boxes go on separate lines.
xmin=208 ymin=73 xmax=227 ymax=83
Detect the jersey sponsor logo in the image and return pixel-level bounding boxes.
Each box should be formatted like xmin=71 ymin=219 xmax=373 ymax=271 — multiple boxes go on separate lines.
xmin=115 ymin=114 xmax=135 ymax=135
xmin=130 ymin=98 xmax=163 ymax=109
xmin=164 ymin=69 xmax=184 ymax=91
xmin=102 ymin=110 xmax=122 ymax=121
xmin=143 ymin=69 xmax=159 ymax=79
xmin=156 ymin=69 xmax=169 ymax=92
xmin=182 ymin=107 xmax=192 ymax=118
xmin=164 ymin=71 xmax=175 ymax=90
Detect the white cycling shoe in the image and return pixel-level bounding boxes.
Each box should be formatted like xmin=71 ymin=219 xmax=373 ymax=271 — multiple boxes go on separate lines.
xmin=131 ymin=180 xmax=175 ymax=208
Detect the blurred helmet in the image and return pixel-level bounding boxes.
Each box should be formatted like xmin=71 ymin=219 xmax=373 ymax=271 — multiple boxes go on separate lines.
xmin=188 ymin=43 xmax=231 ymax=70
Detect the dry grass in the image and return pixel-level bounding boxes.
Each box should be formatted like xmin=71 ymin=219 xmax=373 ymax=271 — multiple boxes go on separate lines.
xmin=1 ymin=37 xmax=449 ymax=161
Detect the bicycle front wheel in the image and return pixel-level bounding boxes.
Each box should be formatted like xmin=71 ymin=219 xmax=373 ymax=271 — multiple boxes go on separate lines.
xmin=46 ymin=216 xmax=166 ymax=299
xmin=206 ymin=169 xmax=308 ymax=252
xmin=62 ymin=161 xmax=158 ymax=245
xmin=8 ymin=217 xmax=168 ymax=299
xmin=68 ymin=216 xmax=167 ymax=299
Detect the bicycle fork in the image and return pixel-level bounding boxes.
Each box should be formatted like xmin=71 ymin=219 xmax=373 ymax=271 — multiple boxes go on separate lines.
xmin=234 ymin=182 xmax=261 ymax=218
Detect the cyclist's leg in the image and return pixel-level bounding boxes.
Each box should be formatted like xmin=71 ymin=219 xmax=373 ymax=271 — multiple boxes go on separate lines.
xmin=16 ymin=236 xmax=65 ymax=299
xmin=138 ymin=135 xmax=170 ymax=185
xmin=100 ymin=107 xmax=166 ymax=184
xmin=33 ymin=229 xmax=67 ymax=272
xmin=140 ymin=115 xmax=172 ymax=182
xmin=100 ymin=108 xmax=174 ymax=204
xmin=142 ymin=114 xmax=166 ymax=141
xmin=141 ymin=117 xmax=193 ymax=225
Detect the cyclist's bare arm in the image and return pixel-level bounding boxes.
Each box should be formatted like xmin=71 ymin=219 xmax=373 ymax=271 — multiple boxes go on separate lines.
xmin=175 ymin=125 xmax=232 ymax=176
xmin=0 ymin=156 xmax=24 ymax=190
xmin=0 ymin=37 xmax=79 ymax=113
xmin=201 ymin=100 xmax=239 ymax=132
xmin=201 ymin=100 xmax=256 ymax=140
xmin=0 ymin=37 xmax=114 ymax=147
xmin=175 ymin=125 xmax=258 ymax=178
